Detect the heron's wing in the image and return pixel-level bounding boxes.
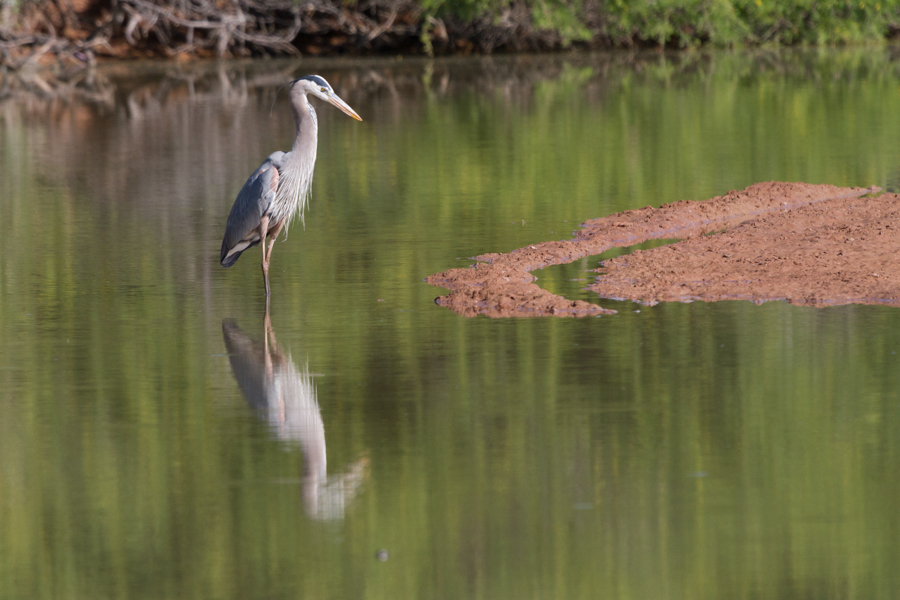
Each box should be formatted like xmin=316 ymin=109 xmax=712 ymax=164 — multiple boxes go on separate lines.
xmin=220 ymin=153 xmax=284 ymax=267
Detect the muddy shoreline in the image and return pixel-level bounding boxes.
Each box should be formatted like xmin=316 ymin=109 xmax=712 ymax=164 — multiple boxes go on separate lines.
xmin=426 ymin=182 xmax=892 ymax=317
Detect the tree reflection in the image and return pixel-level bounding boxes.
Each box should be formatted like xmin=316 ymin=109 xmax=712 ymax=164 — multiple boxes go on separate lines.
xmin=222 ymin=310 xmax=368 ymax=520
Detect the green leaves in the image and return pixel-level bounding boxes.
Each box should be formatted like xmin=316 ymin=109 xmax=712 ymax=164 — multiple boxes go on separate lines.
xmin=430 ymin=0 xmax=900 ymax=47
xmin=611 ymin=0 xmax=900 ymax=46
xmin=531 ymin=0 xmax=591 ymax=43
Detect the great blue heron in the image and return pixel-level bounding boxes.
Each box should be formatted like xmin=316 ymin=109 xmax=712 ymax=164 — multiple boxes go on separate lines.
xmin=220 ymin=75 xmax=362 ymax=295
xmin=222 ymin=310 xmax=369 ymax=520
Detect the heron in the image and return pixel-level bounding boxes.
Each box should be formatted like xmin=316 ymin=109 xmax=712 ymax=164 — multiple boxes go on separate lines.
xmin=220 ymin=75 xmax=362 ymax=295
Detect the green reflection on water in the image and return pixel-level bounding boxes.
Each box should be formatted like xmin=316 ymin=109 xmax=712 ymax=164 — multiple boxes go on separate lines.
xmin=1 ymin=49 xmax=900 ymax=599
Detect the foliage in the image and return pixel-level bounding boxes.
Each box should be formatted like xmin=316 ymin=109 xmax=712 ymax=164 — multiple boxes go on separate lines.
xmin=423 ymin=0 xmax=900 ymax=47
xmin=599 ymin=0 xmax=750 ymax=46
xmin=734 ymin=0 xmax=900 ymax=44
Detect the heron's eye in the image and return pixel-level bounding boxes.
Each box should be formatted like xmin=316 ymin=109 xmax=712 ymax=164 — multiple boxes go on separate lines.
xmin=320 ymin=87 xmax=327 ymax=93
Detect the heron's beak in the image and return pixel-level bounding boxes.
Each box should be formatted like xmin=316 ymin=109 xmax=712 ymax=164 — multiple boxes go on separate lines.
xmin=326 ymin=92 xmax=363 ymax=121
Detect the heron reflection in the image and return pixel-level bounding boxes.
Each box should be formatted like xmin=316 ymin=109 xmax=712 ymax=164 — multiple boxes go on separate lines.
xmin=222 ymin=312 xmax=368 ymax=520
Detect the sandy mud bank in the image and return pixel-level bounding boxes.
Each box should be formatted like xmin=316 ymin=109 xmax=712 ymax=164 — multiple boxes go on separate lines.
xmin=426 ymin=182 xmax=888 ymax=317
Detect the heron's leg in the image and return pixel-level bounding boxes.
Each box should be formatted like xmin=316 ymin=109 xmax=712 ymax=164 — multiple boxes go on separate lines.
xmin=258 ymin=215 xmax=270 ymax=296
xmin=264 ymin=219 xmax=285 ymax=265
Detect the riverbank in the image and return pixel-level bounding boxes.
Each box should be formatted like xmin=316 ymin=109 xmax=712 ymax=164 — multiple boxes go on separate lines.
xmin=2 ymin=0 xmax=900 ymax=69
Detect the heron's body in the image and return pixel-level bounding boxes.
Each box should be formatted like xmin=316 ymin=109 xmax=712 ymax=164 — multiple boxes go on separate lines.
xmin=219 ymin=75 xmax=361 ymax=294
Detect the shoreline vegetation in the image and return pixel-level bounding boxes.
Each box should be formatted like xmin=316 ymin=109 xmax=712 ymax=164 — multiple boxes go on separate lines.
xmin=1 ymin=0 xmax=900 ymax=70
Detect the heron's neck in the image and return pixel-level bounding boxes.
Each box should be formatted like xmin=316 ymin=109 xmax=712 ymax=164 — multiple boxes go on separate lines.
xmin=291 ymin=93 xmax=319 ymax=157
xmin=274 ymin=92 xmax=320 ymax=229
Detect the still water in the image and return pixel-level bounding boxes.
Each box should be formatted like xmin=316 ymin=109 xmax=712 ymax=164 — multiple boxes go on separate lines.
xmin=2 ymin=49 xmax=900 ymax=599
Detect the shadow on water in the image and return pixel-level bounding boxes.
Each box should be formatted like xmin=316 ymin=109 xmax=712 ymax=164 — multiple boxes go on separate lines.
xmin=222 ymin=307 xmax=369 ymax=520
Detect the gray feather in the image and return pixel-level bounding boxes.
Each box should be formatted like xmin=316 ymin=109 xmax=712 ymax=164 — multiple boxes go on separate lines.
xmin=220 ymin=152 xmax=285 ymax=267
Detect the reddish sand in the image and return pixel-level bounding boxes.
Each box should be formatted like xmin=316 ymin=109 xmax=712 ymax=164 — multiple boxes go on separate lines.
xmin=426 ymin=182 xmax=890 ymax=317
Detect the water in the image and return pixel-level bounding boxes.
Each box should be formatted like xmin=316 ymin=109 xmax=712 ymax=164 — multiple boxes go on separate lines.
xmin=2 ymin=49 xmax=900 ymax=599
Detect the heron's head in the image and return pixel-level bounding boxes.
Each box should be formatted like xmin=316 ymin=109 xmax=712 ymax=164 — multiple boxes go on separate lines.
xmin=290 ymin=75 xmax=362 ymax=121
